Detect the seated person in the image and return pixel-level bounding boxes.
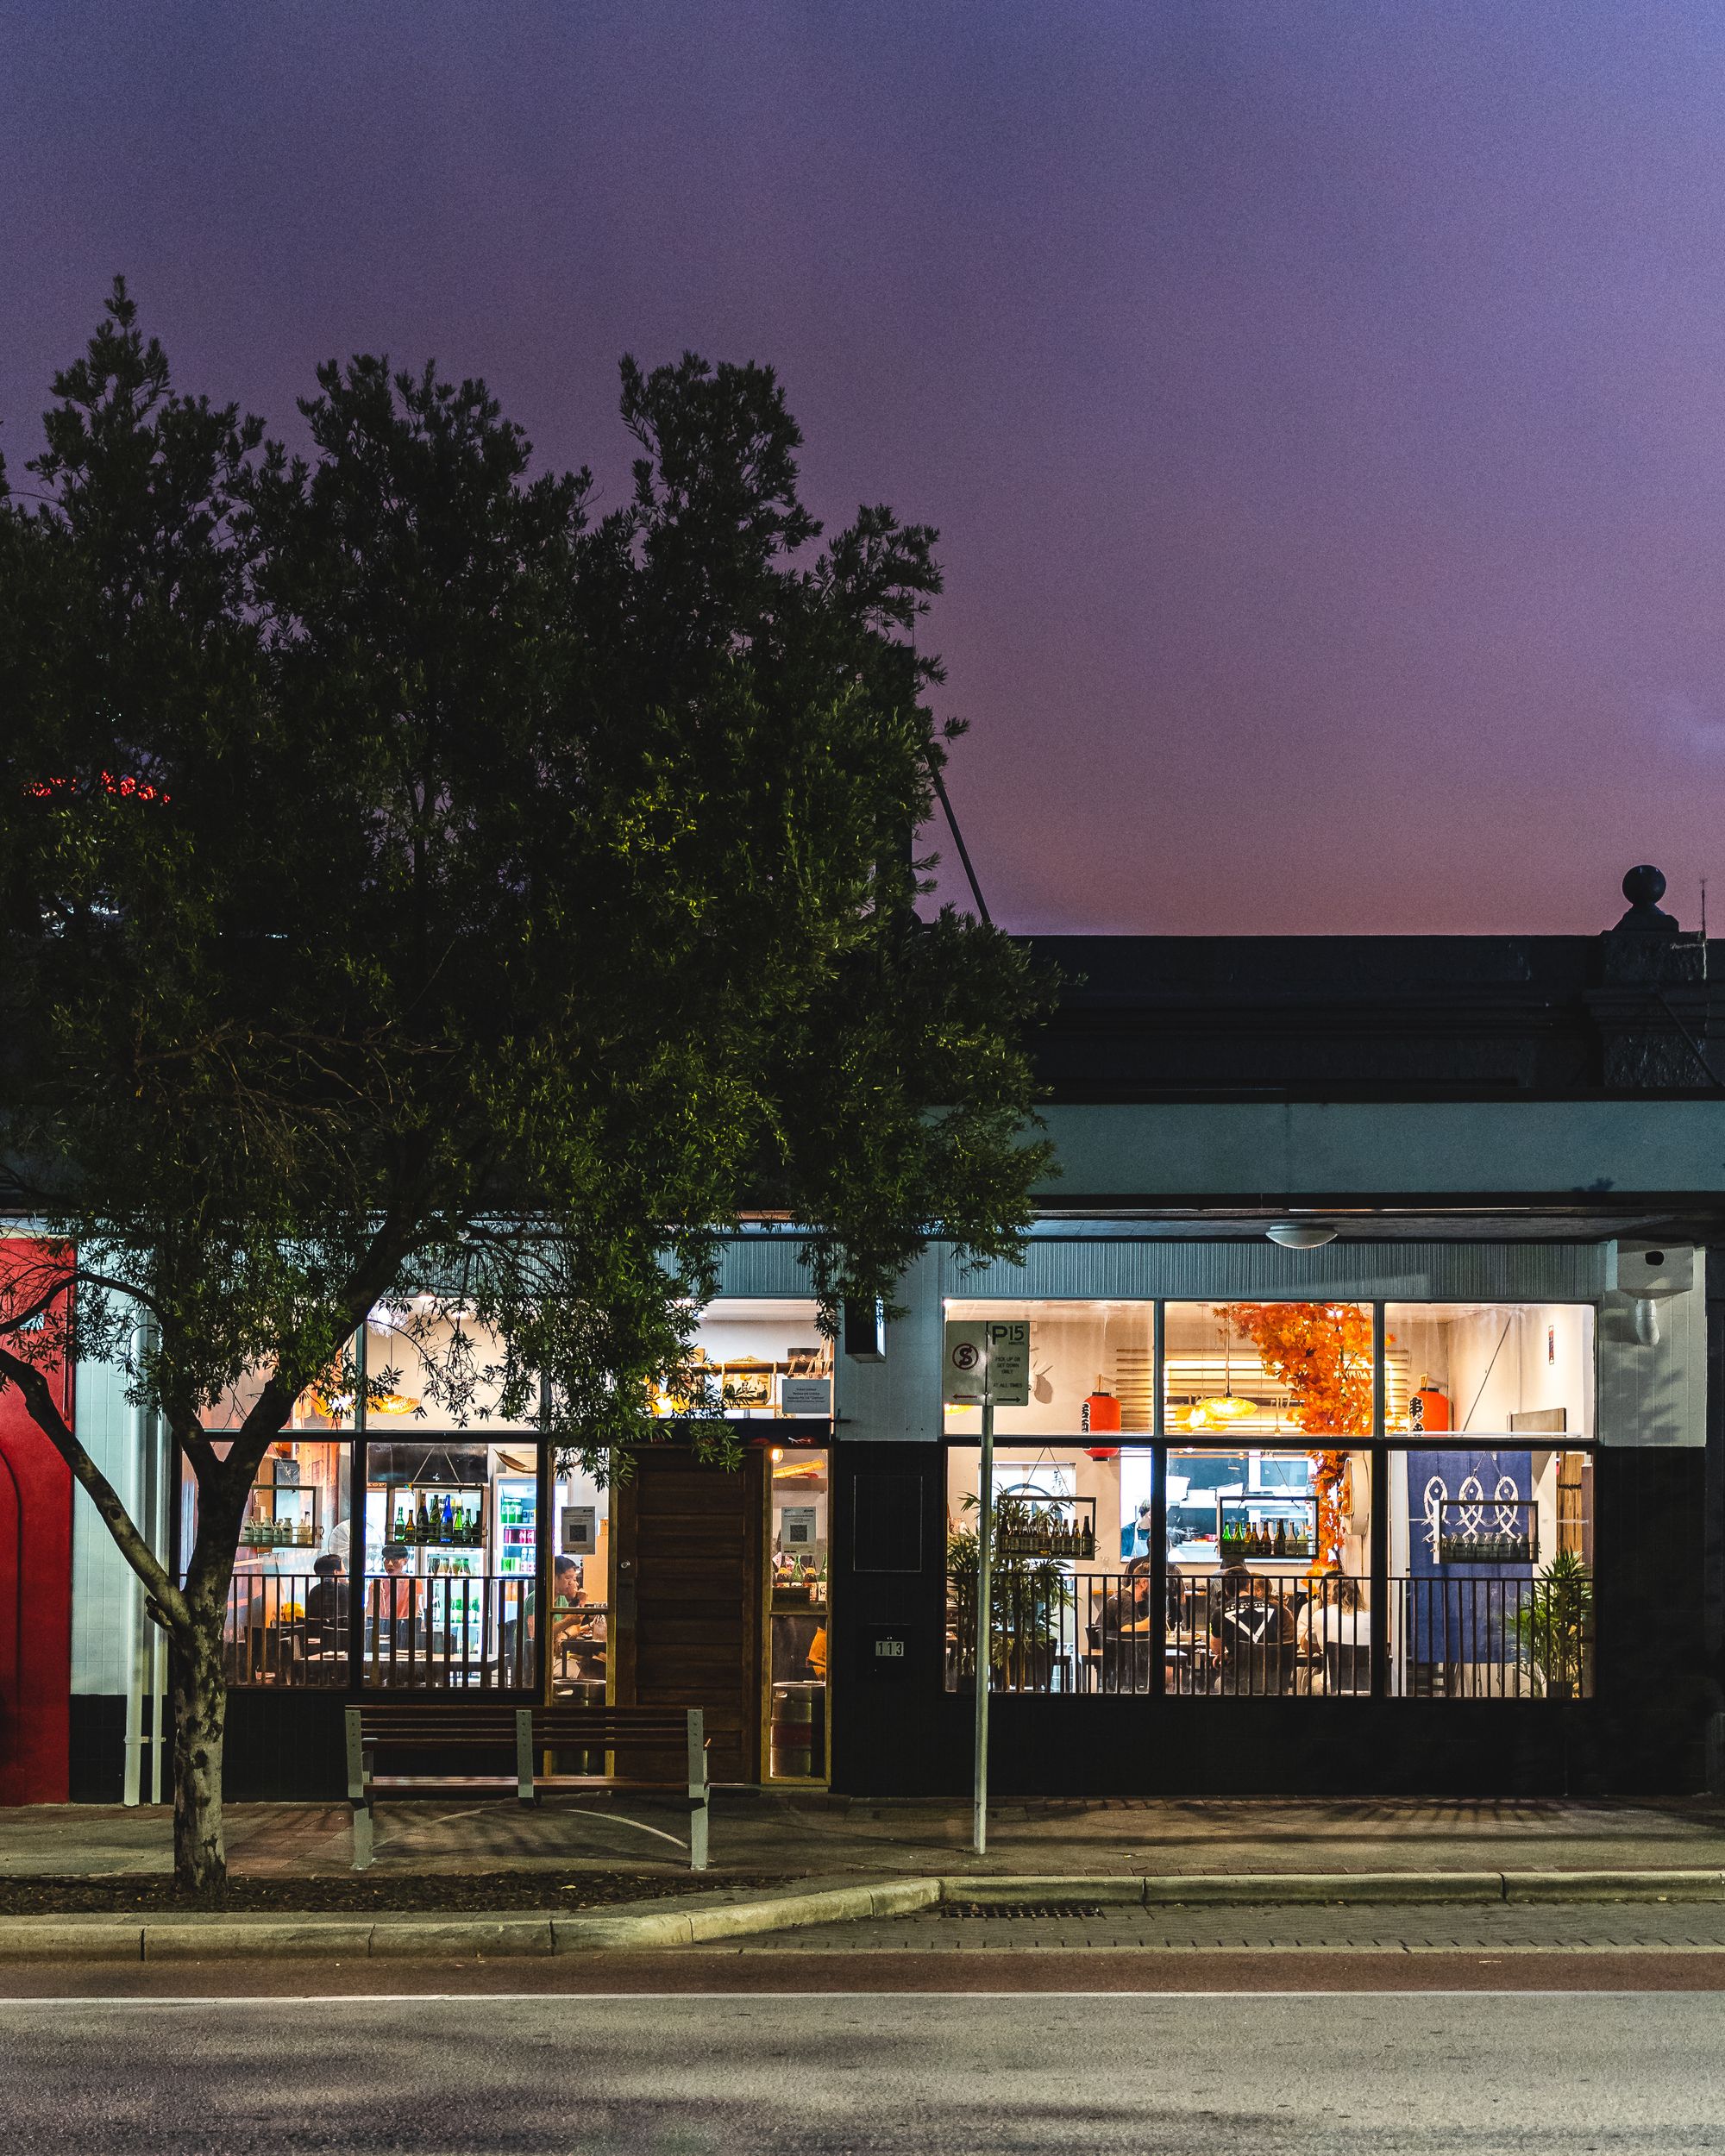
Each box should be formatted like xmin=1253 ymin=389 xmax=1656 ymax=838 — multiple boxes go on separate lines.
xmin=1100 ymin=1555 xmax=1151 ymax=1636
xmin=1208 ymin=1561 xmax=1289 ymax=1687
xmin=536 ymin=1557 xmax=607 ymax=1674
xmin=1096 ymin=1557 xmax=1154 ymax=1691
xmin=1295 ymin=1570 xmax=1364 ymax=1692
xmin=380 ymin=1542 xmax=419 ymax=1623
xmin=304 ymin=1553 xmax=348 ymax=1652
xmin=527 ymin=1556 xmax=577 ymax=1640
xmin=364 ymin=1545 xmax=420 ymax=1675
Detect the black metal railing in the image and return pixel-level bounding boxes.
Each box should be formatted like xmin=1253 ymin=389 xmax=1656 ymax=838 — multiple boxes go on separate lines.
xmin=1398 ymin=1575 xmax=1591 ymax=1701
xmin=223 ymin=1573 xmax=349 ymax=1687
xmin=946 ymin=1570 xmax=1591 ymax=1701
xmin=223 ymin=1573 xmax=537 ymax=1689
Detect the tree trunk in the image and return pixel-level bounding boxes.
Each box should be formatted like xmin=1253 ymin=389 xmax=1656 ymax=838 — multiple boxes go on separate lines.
xmin=170 ymin=1572 xmax=231 ymax=1893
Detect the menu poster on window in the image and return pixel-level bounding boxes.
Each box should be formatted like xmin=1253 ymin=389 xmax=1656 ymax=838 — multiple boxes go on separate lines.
xmin=561 ymin=1505 xmax=598 ymax=1555
xmin=781 ymin=1505 xmax=819 ymax=1549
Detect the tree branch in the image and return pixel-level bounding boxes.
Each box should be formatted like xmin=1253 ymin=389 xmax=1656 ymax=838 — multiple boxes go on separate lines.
xmin=0 ymin=1338 xmax=190 ymax=1639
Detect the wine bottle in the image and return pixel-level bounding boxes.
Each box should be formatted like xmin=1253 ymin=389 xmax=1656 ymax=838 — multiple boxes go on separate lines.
xmin=1274 ymin=1519 xmax=1287 ymax=1557
xmin=442 ymin=1495 xmax=454 ymax=1544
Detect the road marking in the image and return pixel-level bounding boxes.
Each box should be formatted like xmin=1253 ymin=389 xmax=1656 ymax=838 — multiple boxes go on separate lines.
xmin=0 ymin=1988 xmax=1717 ymax=2006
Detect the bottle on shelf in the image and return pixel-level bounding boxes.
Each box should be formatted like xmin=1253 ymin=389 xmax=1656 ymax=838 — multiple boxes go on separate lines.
xmin=442 ymin=1495 xmax=455 ymax=1544
xmin=1274 ymin=1519 xmax=1287 ymax=1557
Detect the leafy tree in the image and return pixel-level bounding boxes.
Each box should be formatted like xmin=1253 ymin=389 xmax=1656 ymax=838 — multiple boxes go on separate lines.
xmin=0 ymin=284 xmax=1051 ymax=1889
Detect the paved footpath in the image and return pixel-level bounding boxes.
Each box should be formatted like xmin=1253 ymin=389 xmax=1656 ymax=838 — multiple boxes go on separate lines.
xmin=10 ymin=1792 xmax=1725 ymax=1883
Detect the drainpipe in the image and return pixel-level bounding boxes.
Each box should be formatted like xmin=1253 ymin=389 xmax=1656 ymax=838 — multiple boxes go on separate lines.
xmin=122 ymin=1324 xmax=168 ymax=1805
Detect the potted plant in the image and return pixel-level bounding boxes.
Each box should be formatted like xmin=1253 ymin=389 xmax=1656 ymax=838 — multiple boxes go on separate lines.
xmin=946 ymin=1496 xmax=1073 ymax=1692
xmin=1514 ymin=1548 xmax=1594 ymax=1700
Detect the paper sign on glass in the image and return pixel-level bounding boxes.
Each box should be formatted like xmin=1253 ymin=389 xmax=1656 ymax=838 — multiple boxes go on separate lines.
xmin=780 ymin=1376 xmax=832 ymax=1417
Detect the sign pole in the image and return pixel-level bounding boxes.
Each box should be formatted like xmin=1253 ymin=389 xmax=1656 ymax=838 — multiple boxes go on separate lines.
xmin=972 ymin=1385 xmax=994 ymax=1858
xmin=944 ymin=1315 xmax=1022 ymax=1865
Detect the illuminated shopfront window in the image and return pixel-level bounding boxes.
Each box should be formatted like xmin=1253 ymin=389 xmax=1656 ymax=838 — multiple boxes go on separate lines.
xmin=944 ymin=1298 xmax=1595 ymax=1702
xmin=766 ymin=1445 xmax=829 ymax=1779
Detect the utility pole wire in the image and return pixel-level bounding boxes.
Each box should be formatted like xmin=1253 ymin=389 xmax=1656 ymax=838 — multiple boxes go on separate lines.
xmin=930 ymin=761 xmax=993 ymax=927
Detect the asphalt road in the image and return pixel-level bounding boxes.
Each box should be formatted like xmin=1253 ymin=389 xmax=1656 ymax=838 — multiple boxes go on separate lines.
xmin=6 ymin=1991 xmax=1725 ymax=2153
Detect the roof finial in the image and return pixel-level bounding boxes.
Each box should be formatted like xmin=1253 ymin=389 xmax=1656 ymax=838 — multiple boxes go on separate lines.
xmin=1615 ymin=864 xmax=1678 ymax=934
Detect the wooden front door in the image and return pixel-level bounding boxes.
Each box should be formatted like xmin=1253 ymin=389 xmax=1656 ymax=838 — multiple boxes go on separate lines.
xmin=612 ymin=1446 xmax=763 ymax=1783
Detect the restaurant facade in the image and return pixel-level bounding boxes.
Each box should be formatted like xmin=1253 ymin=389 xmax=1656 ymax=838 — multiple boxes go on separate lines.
xmin=8 ymin=869 xmax=1725 ymax=1804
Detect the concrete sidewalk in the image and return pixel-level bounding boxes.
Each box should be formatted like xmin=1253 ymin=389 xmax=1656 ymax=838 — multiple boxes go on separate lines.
xmin=7 ymin=1791 xmax=1725 ymax=1883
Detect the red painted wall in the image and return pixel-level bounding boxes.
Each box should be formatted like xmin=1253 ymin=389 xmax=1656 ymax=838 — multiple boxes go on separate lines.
xmin=0 ymin=1248 xmax=72 ymax=1804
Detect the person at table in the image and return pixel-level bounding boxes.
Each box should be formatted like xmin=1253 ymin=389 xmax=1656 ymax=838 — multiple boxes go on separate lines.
xmin=1208 ymin=1561 xmax=1289 ymax=1689
xmin=305 ymin=1553 xmax=348 ymax=1657
xmin=370 ymin=1543 xmax=420 ymax=1655
xmin=1100 ymin=1556 xmax=1151 ymax=1635
xmin=1095 ymin=1557 xmax=1151 ymax=1691
xmin=528 ymin=1556 xmax=580 ymax=1641
xmin=1295 ymin=1569 xmax=1364 ymax=1692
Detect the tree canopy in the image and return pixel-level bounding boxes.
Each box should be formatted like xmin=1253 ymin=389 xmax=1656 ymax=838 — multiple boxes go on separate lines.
xmin=0 ymin=283 xmax=1052 ymax=1883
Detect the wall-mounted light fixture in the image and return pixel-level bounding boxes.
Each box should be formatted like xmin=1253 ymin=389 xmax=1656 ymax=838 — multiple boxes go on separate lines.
xmin=1266 ymin=1223 xmax=1339 ymax=1250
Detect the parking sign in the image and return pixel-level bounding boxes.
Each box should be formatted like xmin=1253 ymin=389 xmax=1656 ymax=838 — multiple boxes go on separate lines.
xmin=942 ymin=1319 xmax=1031 ymax=1407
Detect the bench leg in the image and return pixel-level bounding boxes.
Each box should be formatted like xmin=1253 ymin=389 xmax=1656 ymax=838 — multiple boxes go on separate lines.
xmin=687 ymin=1708 xmax=708 ymax=1872
xmin=516 ymin=1708 xmax=536 ymax=1805
xmin=345 ymin=1708 xmax=375 ymax=1870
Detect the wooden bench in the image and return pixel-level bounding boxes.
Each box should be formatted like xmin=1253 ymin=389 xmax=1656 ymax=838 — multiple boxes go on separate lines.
xmin=345 ymin=1702 xmax=710 ymax=1871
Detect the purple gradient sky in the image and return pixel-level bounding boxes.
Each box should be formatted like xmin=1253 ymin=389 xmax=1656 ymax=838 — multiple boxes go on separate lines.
xmin=6 ymin=2 xmax=1725 ymax=934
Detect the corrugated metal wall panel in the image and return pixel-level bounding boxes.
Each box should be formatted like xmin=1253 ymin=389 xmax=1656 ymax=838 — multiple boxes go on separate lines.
xmin=712 ymin=1235 xmax=813 ymax=1299
xmin=833 ymin=1251 xmax=941 ymax=1443
xmin=937 ymin=1238 xmax=1609 ymax=1304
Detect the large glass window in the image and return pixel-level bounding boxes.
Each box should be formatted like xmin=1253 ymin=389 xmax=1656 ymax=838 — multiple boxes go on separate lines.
xmin=944 ymin=1441 xmax=1145 ymax=1695
xmin=767 ymin=1444 xmax=830 ymax=1779
xmin=360 ymin=1439 xmax=538 ymax=1689
xmin=1164 ymin=1300 xmax=1374 ymax=1442
xmin=548 ymin=1457 xmax=611 ymax=1702
xmin=224 ymin=1438 xmax=354 ymax=1688
xmin=1383 ymin=1303 xmax=1592 ymax=1442
xmin=943 ymin=1300 xmax=1155 ymax=1438
xmin=1390 ymin=1444 xmax=1593 ymax=1699
xmin=659 ymin=1299 xmax=831 ymax=1420
xmin=944 ymin=1298 xmax=1595 ymax=1703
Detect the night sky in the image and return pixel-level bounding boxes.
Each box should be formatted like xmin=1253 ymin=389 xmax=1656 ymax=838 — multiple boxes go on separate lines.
xmin=6 ymin=3 xmax=1724 ymax=936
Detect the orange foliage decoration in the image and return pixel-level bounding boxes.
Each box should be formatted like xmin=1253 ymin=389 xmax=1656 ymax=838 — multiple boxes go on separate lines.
xmin=1220 ymin=1302 xmax=1373 ymax=1565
